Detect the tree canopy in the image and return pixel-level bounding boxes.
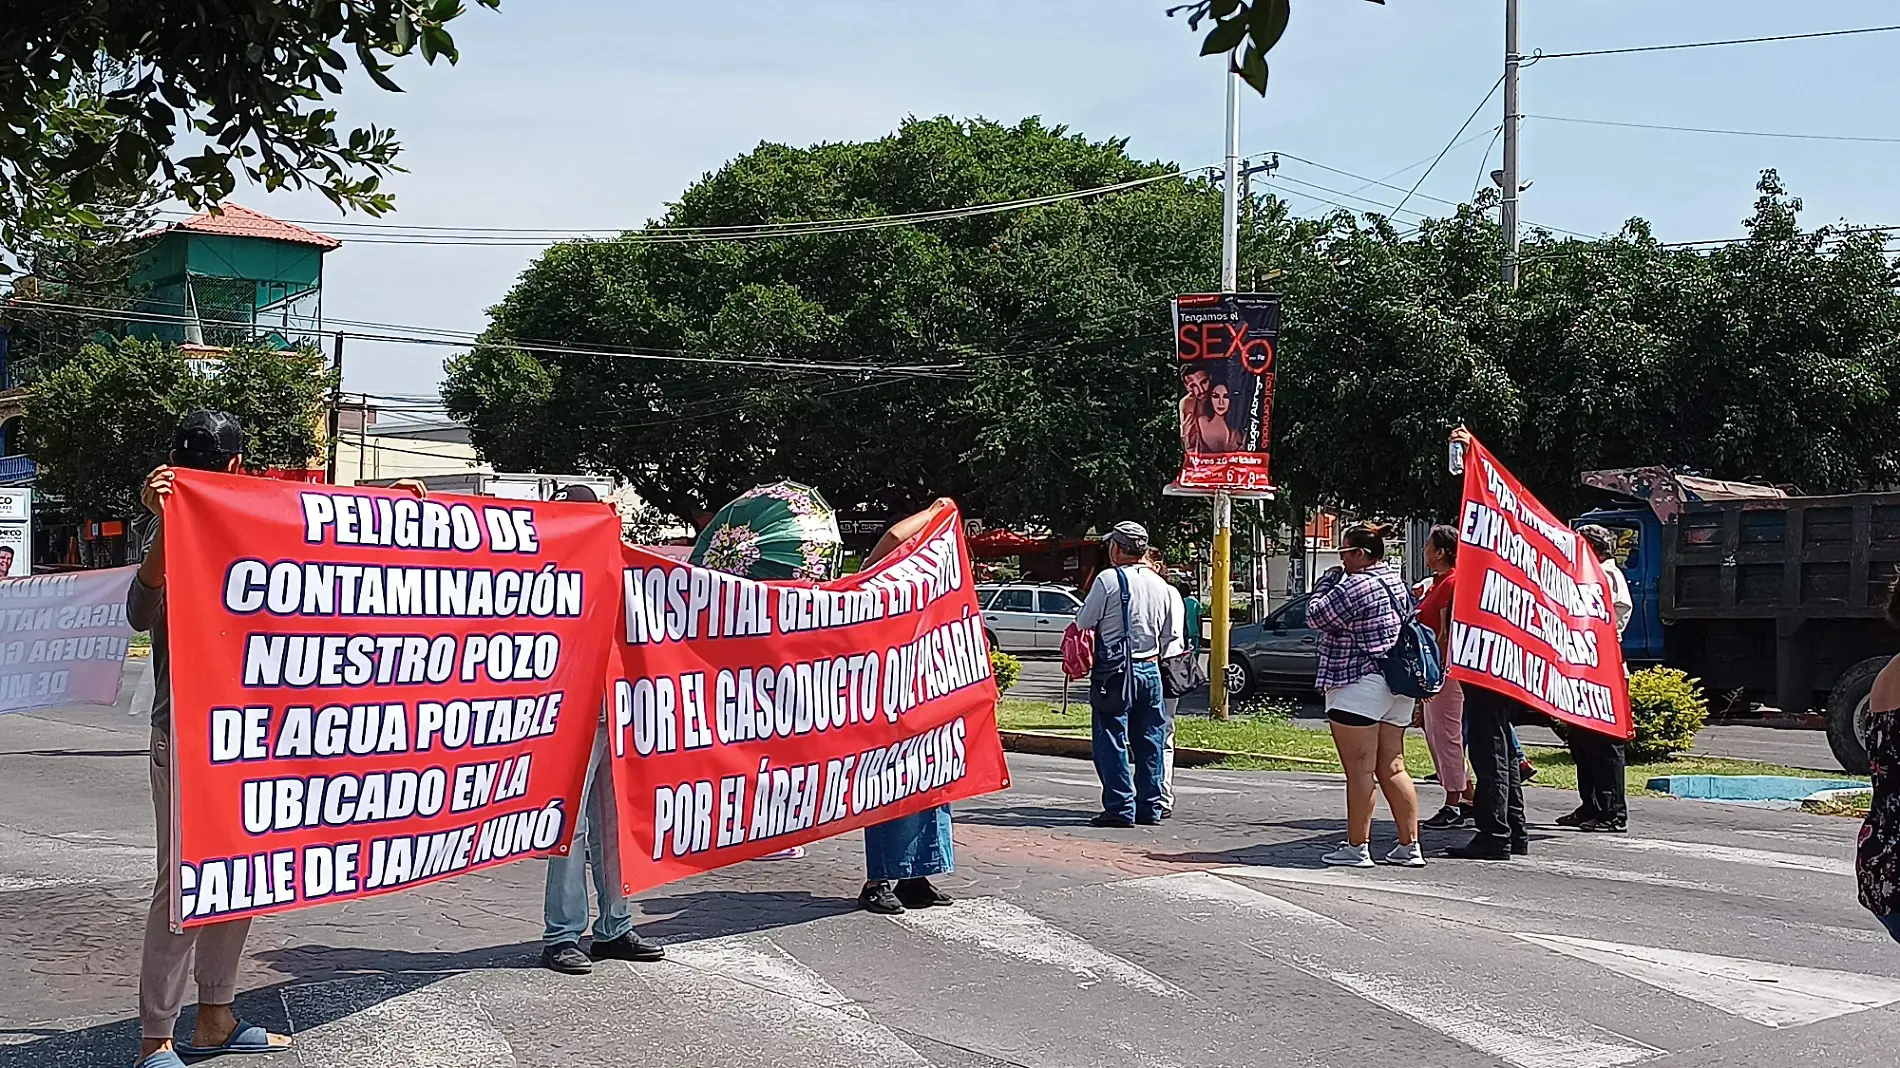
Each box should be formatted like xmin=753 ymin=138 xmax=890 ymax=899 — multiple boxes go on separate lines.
xmin=24 ymin=338 xmax=334 ymax=518
xmin=1 ymin=1 xmax=499 ymax=272
xmin=444 ymin=115 xmax=1900 ymax=534
xmin=444 ymin=116 xmax=1224 ymax=530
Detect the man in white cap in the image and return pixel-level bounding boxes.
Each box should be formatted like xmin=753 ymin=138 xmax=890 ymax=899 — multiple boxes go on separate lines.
xmin=1074 ymin=521 xmax=1177 ymax=827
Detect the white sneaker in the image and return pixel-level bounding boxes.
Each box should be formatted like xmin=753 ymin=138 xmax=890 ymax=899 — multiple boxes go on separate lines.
xmin=1321 ymin=842 xmax=1375 ymax=868
xmin=1383 ymin=842 xmax=1426 ymax=868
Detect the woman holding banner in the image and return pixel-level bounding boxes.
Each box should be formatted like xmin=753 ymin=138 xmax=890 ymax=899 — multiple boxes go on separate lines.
xmin=1561 ymin=525 xmax=1633 ymax=834
xmin=1416 ymin=525 xmax=1473 ymax=830
xmin=1306 ymin=521 xmax=1425 ymax=869
xmin=689 ymin=485 xmax=958 ymax=916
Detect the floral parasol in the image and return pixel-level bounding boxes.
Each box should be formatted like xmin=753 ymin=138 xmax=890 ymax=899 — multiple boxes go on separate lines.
xmin=690 ymin=480 xmax=844 ymax=582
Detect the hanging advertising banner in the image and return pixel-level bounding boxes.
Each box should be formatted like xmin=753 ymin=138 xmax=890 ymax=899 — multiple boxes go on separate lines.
xmin=608 ymin=506 xmax=1010 ymax=895
xmin=1173 ymin=293 xmax=1280 ymax=493
xmin=160 ymin=471 xmax=620 ymax=929
xmin=0 ymin=566 xmax=136 ymax=713
xmin=0 ymin=488 xmax=31 ymax=577
xmin=1450 ymin=436 xmax=1633 ymax=739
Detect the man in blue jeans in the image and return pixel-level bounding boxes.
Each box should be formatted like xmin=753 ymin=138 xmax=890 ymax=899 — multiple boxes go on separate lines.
xmin=541 ymin=484 xmax=665 ymax=974
xmin=1075 ymin=522 xmax=1176 ymax=828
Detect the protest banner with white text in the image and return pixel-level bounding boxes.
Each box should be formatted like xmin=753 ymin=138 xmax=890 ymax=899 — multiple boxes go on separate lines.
xmin=1450 ymin=437 xmax=1632 ymax=739
xmin=0 ymin=566 xmax=136 ymax=713
xmin=161 ymin=471 xmax=619 ymax=929
xmin=609 ymin=506 xmax=1009 ymax=894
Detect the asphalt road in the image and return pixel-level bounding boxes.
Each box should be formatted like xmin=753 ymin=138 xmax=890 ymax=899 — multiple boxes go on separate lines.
xmin=1012 ymin=659 xmax=1848 ymax=772
xmin=2 ymin=674 xmax=1891 ymax=1068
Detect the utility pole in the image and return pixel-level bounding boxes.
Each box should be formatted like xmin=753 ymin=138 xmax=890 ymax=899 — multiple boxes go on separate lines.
xmin=1209 ymin=69 xmax=1242 ymax=721
xmin=325 ymin=332 xmax=344 ymax=484
xmin=1501 ymin=0 xmax=1522 ymax=288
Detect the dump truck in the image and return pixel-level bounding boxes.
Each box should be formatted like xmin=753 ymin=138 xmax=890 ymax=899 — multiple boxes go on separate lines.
xmin=1575 ymin=467 xmax=1900 ymax=773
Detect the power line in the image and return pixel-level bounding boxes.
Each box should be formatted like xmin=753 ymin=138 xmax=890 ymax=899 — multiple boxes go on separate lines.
xmin=1270 ymin=152 xmax=1595 ymax=240
xmin=1335 ymin=129 xmax=1501 ymax=203
xmin=1532 ymin=23 xmax=1900 ymax=61
xmin=151 ymin=172 xmax=1192 ymax=248
xmin=1528 ymin=114 xmax=1900 ymax=145
xmin=1472 ymin=124 xmax=1504 ymax=202
xmin=1395 ymin=76 xmax=1506 ymax=219
xmin=2 ymin=299 xmax=978 ymax=378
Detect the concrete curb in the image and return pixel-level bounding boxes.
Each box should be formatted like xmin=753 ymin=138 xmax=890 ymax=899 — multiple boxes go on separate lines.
xmin=1801 ymin=786 xmax=1874 ymax=814
xmin=1646 ymin=774 xmax=1867 ymax=801
xmin=999 ymin=729 xmax=1332 ymax=768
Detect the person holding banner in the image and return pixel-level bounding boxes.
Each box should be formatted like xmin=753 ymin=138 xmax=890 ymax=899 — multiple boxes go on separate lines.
xmin=1559 ymin=525 xmax=1634 ymax=834
xmin=1075 ymin=521 xmax=1174 ymax=829
xmin=129 ymin=412 xmax=292 ymax=1068
xmin=130 ymin=411 xmax=438 ymax=1067
xmin=1305 ymin=522 xmax=1425 ymax=868
xmin=688 ymin=484 xmax=961 ymax=915
xmin=540 ymin=484 xmax=667 ymax=974
xmin=859 ymin=499 xmax=962 ymax=913
xmin=1415 ymin=525 xmax=1474 ymax=830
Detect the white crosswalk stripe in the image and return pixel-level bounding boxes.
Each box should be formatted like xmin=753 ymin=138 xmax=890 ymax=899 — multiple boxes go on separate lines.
xmin=892 ymin=896 xmax=1187 ymax=997
xmin=283 ymin=974 xmax=518 ymax=1068
xmin=1515 ymin=934 xmax=1900 ymax=1028
xmin=1590 ymin=836 xmax=1853 ymax=876
xmin=187 ymin=864 xmax=1900 ymax=1068
xmin=1326 ymin=971 xmax=1660 ymax=1068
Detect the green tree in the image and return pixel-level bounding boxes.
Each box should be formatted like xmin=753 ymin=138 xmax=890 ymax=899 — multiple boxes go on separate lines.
xmin=1 ymin=1 xmax=500 ymax=272
xmin=1495 ymin=172 xmax=1900 ymax=517
xmin=445 ymin=117 xmax=1226 ymax=532
xmin=24 ymin=338 xmax=334 ymax=517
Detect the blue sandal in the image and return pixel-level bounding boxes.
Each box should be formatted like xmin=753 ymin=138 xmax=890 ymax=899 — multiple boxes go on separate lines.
xmin=174 ymin=1020 xmax=289 ymax=1058
xmin=138 ymin=1051 xmax=189 ymax=1068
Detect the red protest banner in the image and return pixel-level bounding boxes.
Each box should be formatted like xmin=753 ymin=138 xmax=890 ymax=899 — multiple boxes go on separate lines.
xmin=1450 ymin=437 xmax=1633 ymax=739
xmin=608 ymin=506 xmax=1009 ymax=894
xmin=1173 ymin=293 xmax=1279 ymax=493
xmin=161 ymin=470 xmax=620 ymax=929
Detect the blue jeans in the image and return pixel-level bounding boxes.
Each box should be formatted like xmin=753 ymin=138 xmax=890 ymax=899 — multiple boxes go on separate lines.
xmin=864 ymin=805 xmax=954 ymax=881
xmin=1090 ymin=660 xmax=1167 ymax=821
xmin=543 ymin=725 xmax=632 ymax=946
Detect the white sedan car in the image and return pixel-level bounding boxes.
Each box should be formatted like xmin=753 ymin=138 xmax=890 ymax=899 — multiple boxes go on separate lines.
xmin=976 ymin=583 xmax=1083 ymax=656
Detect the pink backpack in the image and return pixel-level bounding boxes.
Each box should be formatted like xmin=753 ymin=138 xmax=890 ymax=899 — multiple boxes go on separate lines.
xmin=1061 ymin=622 xmax=1094 ymax=681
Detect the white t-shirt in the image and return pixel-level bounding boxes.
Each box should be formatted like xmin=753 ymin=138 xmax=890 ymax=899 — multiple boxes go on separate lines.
xmin=1158 ymin=580 xmax=1187 ymax=660
xmin=1075 ymin=565 xmax=1176 ymax=660
xmin=1603 ymin=559 xmax=1633 ymax=637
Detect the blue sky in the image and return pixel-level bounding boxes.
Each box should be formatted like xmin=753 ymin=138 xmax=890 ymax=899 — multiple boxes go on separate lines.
xmin=231 ymin=1 xmax=1900 ymax=398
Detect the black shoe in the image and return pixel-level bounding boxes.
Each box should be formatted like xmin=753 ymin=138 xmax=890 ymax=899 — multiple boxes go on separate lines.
xmin=1157 ymin=806 xmax=1174 ymax=820
xmin=1555 ymin=807 xmax=1590 ymax=828
xmin=1421 ymin=772 xmax=1440 ymax=784
xmin=590 ymin=931 xmax=665 ymax=962
xmin=1136 ymin=813 xmax=1162 ymax=826
xmin=1447 ymin=836 xmax=1513 ymax=860
xmin=1089 ymin=812 xmax=1135 ymax=828
xmin=1519 ymin=760 xmax=1539 ymax=783
xmin=1578 ymin=818 xmax=1627 ymax=834
xmin=1422 ymin=805 xmax=1466 ymax=829
xmin=541 ymin=942 xmax=593 ymax=974
xmin=1459 ymin=803 xmax=1475 ymax=822
xmin=859 ymin=880 xmax=905 ymax=914
xmin=895 ymin=877 xmax=952 ymax=908
xmin=1511 ymin=838 xmax=1530 ymax=856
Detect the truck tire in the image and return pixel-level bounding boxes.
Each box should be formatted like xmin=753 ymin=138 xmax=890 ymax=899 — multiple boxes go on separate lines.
xmin=1826 ymin=655 xmax=1889 ymax=776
